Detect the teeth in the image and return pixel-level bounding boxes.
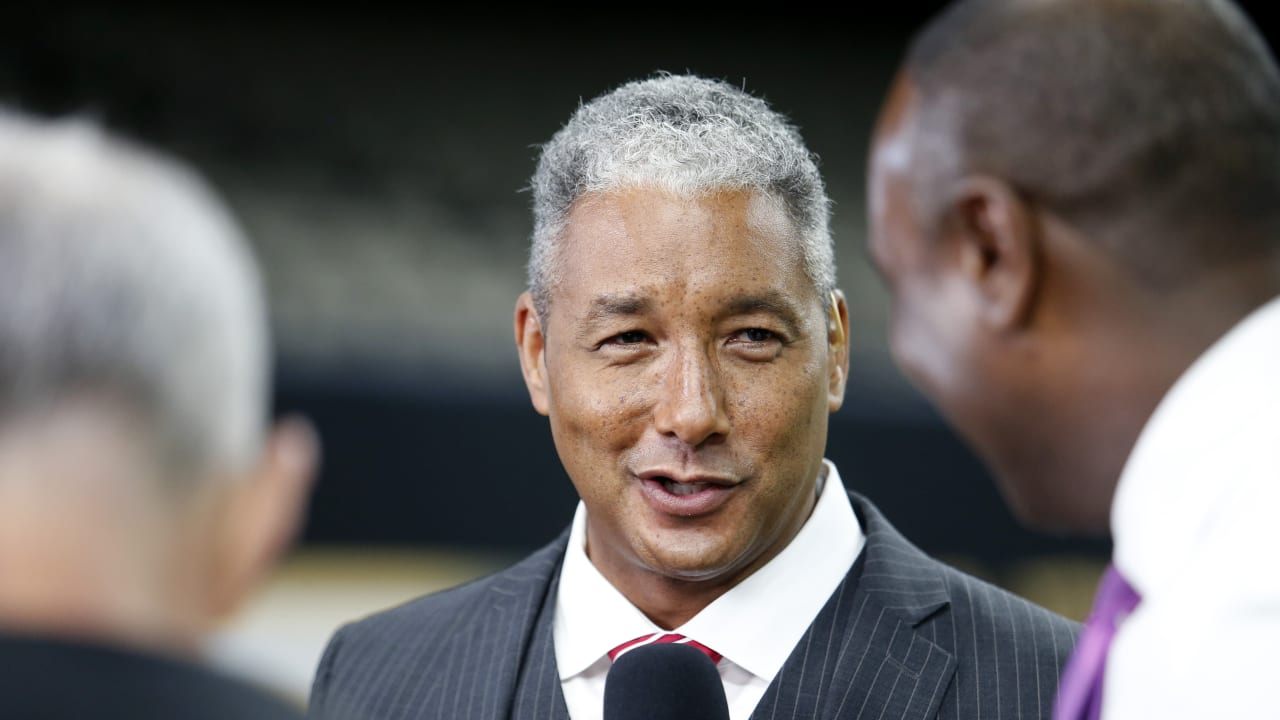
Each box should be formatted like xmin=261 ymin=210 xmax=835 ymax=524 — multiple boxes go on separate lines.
xmin=661 ymin=479 xmax=710 ymax=496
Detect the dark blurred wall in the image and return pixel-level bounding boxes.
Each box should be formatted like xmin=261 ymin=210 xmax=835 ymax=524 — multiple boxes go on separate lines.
xmin=26 ymin=4 xmax=1266 ymax=568
xmin=3 ymin=8 xmax=928 ymax=391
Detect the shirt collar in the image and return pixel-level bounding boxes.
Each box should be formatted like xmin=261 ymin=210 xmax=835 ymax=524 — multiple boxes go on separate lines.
xmin=554 ymin=502 xmax=660 ymax=679
xmin=553 ymin=459 xmax=864 ymax=683
xmin=1111 ymin=294 xmax=1280 ymax=594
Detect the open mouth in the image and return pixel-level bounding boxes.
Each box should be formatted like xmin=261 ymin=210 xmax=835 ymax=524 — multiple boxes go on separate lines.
xmin=657 ymin=478 xmax=715 ymax=496
xmin=632 ymin=468 xmax=742 ymax=512
xmin=635 ymin=470 xmax=739 ymax=516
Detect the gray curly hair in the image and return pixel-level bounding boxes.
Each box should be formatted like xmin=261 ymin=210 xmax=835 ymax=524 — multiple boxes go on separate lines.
xmin=527 ymin=73 xmax=835 ymax=320
xmin=0 ymin=108 xmax=267 ymax=483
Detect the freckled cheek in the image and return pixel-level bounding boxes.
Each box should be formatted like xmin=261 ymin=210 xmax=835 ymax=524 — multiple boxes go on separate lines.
xmin=725 ymin=380 xmax=824 ymax=537
xmin=552 ymin=370 xmax=656 ymax=453
xmin=723 ymin=365 xmax=826 ymax=463
xmin=549 ymin=396 xmax=631 ymax=503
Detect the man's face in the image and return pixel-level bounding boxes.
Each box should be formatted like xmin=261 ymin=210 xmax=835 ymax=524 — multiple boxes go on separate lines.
xmin=867 ymin=78 xmax=981 ymax=435
xmin=866 ymin=77 xmax=1063 ymax=526
xmin=517 ymin=187 xmax=847 ymax=591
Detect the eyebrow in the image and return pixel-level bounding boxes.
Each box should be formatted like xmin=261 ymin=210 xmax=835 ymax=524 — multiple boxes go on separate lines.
xmin=585 ymin=293 xmax=651 ymax=320
xmin=573 ymin=290 xmax=807 ymax=339
xmin=725 ymin=292 xmax=805 ymax=336
xmin=575 ymin=293 xmax=653 ymax=339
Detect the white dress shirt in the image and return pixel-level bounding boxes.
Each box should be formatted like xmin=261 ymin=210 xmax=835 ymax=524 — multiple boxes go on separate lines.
xmin=1104 ymin=295 xmax=1280 ymax=719
xmin=553 ymin=459 xmax=865 ymax=720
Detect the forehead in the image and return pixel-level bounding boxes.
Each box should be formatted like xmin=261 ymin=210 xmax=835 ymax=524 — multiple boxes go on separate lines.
xmin=874 ymin=73 xmax=917 ymax=147
xmin=868 ymin=76 xmax=927 ymax=271
xmin=869 ymin=75 xmax=921 ymax=205
xmin=550 ymin=187 xmax=815 ymax=315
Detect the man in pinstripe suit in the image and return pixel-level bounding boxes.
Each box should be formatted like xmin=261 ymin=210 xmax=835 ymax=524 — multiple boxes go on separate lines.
xmin=309 ymin=74 xmax=1078 ymax=720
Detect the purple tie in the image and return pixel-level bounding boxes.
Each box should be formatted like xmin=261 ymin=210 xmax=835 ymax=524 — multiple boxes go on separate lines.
xmin=1054 ymin=564 xmax=1142 ymax=720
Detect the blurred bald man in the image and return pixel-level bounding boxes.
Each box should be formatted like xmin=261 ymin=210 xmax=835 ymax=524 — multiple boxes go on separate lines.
xmin=868 ymin=1 xmax=1280 ymax=718
xmin=0 ymin=107 xmax=317 ymax=719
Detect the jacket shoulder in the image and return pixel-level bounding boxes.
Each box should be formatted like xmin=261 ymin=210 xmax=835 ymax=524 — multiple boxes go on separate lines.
xmin=935 ymin=560 xmax=1081 ymax=659
xmin=308 ymin=534 xmax=567 ymax=718
xmin=850 ymin=490 xmax=1080 ymax=663
xmin=849 ymin=489 xmax=1080 ymax=720
xmin=338 ymin=531 xmax=563 ymax=637
xmin=926 ymin=561 xmax=1081 ymax=720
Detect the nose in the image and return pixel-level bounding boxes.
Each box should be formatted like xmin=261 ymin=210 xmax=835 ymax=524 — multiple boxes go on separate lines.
xmin=652 ymin=346 xmax=730 ymax=446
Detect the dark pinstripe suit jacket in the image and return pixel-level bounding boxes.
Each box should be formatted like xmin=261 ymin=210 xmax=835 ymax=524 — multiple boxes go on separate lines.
xmin=310 ymin=492 xmax=1079 ymax=720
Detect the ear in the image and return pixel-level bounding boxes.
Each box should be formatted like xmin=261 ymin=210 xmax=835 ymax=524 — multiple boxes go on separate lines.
xmin=827 ymin=290 xmax=851 ymax=412
xmin=514 ymin=291 xmax=551 ymax=416
xmin=206 ymin=416 xmax=318 ymax=623
xmin=940 ymin=176 xmax=1042 ymax=331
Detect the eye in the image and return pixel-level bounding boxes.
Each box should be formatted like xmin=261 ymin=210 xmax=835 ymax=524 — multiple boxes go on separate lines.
xmin=594 ymin=330 xmax=655 ymax=353
xmin=725 ymin=327 xmax=786 ymax=360
xmin=606 ymin=330 xmax=649 ymax=345
xmin=594 ymin=329 xmax=656 ymax=361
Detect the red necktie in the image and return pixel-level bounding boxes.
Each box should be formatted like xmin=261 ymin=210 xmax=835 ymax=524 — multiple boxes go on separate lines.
xmin=609 ymin=632 xmax=723 ymax=665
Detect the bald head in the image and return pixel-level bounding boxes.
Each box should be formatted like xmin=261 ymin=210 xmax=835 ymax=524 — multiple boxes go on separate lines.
xmin=904 ymin=0 xmax=1280 ymax=284
xmin=868 ymin=0 xmax=1280 ymax=531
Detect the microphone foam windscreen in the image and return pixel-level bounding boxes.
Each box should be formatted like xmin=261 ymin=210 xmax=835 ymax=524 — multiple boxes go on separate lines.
xmin=603 ymin=643 xmax=730 ymax=720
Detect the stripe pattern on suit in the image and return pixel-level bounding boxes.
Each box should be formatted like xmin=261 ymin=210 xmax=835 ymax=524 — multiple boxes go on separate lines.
xmin=310 ymin=492 xmax=1079 ymax=720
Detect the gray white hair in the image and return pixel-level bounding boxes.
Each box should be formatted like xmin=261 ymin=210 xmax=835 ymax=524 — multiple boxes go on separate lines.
xmin=0 ymin=108 xmax=267 ymax=484
xmin=528 ymin=73 xmax=834 ymax=319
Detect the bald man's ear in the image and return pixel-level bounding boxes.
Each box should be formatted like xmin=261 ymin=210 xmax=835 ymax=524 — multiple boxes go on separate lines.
xmin=827 ymin=290 xmax=850 ymax=412
xmin=940 ymin=176 xmax=1042 ymax=331
xmin=206 ymin=417 xmax=318 ymax=623
xmin=515 ymin=292 xmax=551 ymax=416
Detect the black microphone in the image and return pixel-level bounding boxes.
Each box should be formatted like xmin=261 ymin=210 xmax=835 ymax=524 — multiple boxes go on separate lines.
xmin=603 ymin=642 xmax=730 ymax=720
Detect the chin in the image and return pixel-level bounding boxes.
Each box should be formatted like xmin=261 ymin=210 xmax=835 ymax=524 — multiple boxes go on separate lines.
xmin=639 ymin=537 xmax=745 ymax=584
xmin=996 ymin=472 xmax=1110 ymax=537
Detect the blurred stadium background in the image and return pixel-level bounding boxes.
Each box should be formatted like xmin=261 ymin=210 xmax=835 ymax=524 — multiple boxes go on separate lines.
xmin=13 ymin=2 xmax=1258 ymax=706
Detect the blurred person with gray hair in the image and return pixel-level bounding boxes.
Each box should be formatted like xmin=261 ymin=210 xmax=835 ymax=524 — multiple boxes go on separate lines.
xmin=0 ymin=107 xmax=317 ymax=719
xmin=310 ymin=73 xmax=1077 ymax=720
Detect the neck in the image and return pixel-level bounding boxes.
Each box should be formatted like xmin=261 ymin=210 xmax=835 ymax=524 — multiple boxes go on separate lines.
xmin=1030 ymin=250 xmax=1280 ymax=532
xmin=1138 ymin=255 xmax=1280 ymax=349
xmin=0 ymin=499 xmax=206 ymax=658
xmin=0 ymin=420 xmax=211 ymax=658
xmin=610 ymin=575 xmax=741 ymax=631
xmin=587 ymin=476 xmax=821 ymax=630
xmin=1110 ymin=254 xmax=1280 ymax=429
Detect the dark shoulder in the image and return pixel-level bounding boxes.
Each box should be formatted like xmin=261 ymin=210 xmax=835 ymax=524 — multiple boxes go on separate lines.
xmin=0 ymin=632 xmax=302 ymax=720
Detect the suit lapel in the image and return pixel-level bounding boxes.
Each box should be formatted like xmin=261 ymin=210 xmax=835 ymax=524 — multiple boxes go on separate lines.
xmin=454 ymin=531 xmax=569 ymax=720
xmin=753 ymin=493 xmax=957 ymax=720
xmin=509 ymin=558 xmax=572 ymax=720
xmin=482 ymin=496 xmax=957 ymax=720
